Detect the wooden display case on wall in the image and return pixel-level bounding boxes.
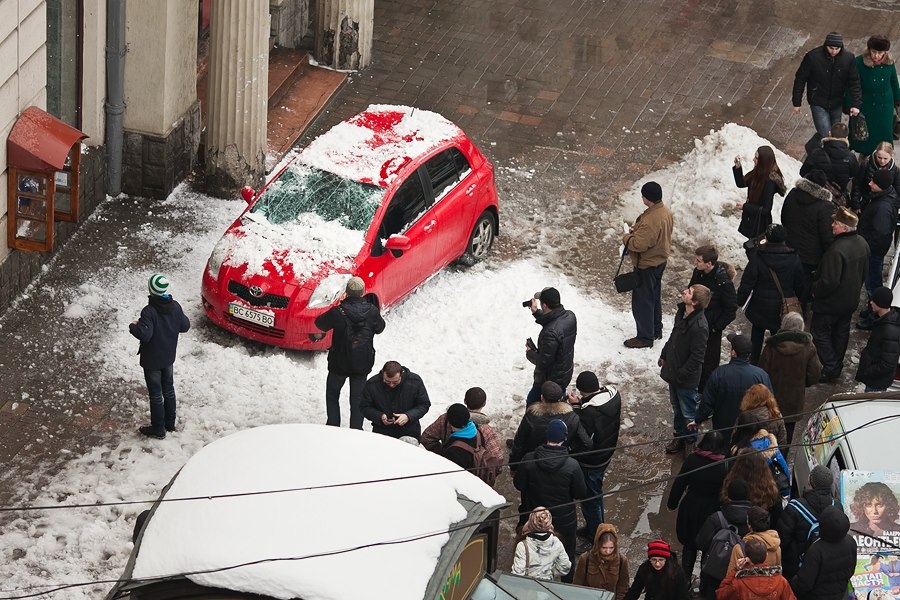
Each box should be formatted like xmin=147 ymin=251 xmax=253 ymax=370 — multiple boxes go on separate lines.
xmin=6 ymin=106 xmax=87 ymax=252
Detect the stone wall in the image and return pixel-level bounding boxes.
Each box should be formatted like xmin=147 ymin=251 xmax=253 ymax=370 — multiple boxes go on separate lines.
xmin=0 ymin=147 xmax=106 ymax=313
xmin=122 ymin=100 xmax=202 ymax=199
xmin=270 ymin=0 xmax=311 ymax=48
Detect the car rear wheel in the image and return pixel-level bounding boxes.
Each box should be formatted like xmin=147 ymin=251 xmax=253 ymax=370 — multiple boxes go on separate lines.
xmin=460 ymin=212 xmax=495 ymax=265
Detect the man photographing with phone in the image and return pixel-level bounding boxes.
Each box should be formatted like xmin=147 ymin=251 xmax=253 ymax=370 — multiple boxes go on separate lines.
xmin=524 ymin=287 xmax=577 ymax=405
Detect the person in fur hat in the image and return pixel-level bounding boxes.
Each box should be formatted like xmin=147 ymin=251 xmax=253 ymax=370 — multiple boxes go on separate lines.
xmin=511 ymin=507 xmax=571 ymax=581
xmin=850 ymin=35 xmax=900 ymax=157
xmin=573 ymin=523 xmax=631 ymax=599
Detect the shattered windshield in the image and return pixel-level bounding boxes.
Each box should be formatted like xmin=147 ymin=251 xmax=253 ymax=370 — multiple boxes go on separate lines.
xmin=250 ymin=162 xmax=384 ymax=230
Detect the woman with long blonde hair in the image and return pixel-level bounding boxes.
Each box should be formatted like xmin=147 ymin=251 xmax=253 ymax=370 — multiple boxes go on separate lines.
xmin=739 ymin=383 xmax=787 ymax=447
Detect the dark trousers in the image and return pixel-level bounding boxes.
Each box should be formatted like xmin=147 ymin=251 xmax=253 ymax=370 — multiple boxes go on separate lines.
xmin=811 ymin=311 xmax=853 ymax=378
xmin=325 ymin=371 xmax=367 ymax=429
xmin=800 ymin=263 xmax=817 ymax=309
xmin=682 ymin=544 xmax=700 ymax=580
xmin=581 ymin=464 xmax=608 ymax=540
xmin=144 ymin=364 xmax=176 ymax=433
xmin=632 ymin=262 xmax=666 ymax=343
xmin=698 ymin=332 xmax=723 ymax=394
xmin=865 ymin=254 xmax=885 ymax=298
xmin=750 ymin=325 xmax=777 ymax=365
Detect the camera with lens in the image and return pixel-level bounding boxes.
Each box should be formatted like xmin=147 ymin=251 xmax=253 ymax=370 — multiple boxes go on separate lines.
xmin=522 ymin=291 xmax=541 ymax=308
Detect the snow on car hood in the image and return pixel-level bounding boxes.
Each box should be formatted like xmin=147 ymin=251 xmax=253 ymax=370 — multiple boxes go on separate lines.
xmin=300 ymin=104 xmax=463 ymax=187
xmin=214 ymin=212 xmax=362 ymax=281
xmin=131 ymin=424 xmax=506 ymax=600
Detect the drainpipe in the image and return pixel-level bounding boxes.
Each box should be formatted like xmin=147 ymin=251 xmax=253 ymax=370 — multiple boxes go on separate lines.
xmin=105 ymin=0 xmax=125 ymax=196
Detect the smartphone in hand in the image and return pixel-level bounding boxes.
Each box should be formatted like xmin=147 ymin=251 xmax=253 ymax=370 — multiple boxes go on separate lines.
xmin=526 ymin=337 xmax=536 ymax=351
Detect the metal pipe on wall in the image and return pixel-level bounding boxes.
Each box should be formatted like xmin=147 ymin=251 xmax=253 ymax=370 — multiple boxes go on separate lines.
xmin=104 ymin=0 xmax=125 ymax=196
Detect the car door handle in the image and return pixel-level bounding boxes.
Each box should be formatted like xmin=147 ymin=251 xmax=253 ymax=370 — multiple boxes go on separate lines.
xmin=465 ymin=184 xmax=477 ymax=196
xmin=423 ymin=219 xmax=437 ymax=232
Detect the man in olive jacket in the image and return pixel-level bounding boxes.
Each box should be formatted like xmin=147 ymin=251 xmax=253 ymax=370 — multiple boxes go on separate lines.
xmin=622 ymin=181 xmax=674 ymax=349
xmin=659 ymin=284 xmax=710 ymax=454
xmin=855 ymin=286 xmax=900 ymax=391
xmin=811 ymin=207 xmax=869 ymax=382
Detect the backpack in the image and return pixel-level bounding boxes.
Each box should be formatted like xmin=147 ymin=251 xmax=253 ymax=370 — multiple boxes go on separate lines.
xmin=337 ymin=307 xmax=374 ymax=369
xmin=445 ymin=428 xmax=501 ymax=487
xmin=701 ymin=511 xmax=744 ymax=581
xmin=788 ymin=498 xmax=834 ymax=566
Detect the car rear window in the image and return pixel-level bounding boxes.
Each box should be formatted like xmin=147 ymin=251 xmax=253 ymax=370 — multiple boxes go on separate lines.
xmin=251 ymin=163 xmax=384 ymax=230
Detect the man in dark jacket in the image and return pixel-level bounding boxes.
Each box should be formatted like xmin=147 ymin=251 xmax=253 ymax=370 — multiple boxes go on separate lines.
xmin=857 ymin=169 xmax=899 ymax=321
xmin=691 ymin=334 xmax=773 ymax=442
xmin=800 ymin=122 xmax=859 ymax=196
xmin=510 ymin=381 xmax=591 ymax=468
xmin=790 ymin=505 xmax=857 ymax=600
xmin=811 ymin=207 xmax=870 ymax=382
xmin=782 ymin=170 xmax=836 ymax=303
xmin=792 ymin=31 xmax=861 ymax=145
xmin=525 ymin=287 xmax=577 ymax=405
xmin=677 ymin=245 xmax=738 ymax=392
xmin=514 ymin=418 xmax=587 ymax=582
xmin=566 ymin=371 xmax=621 ymax=548
xmin=697 ymin=479 xmax=753 ymax=598
xmin=659 ymin=284 xmax=710 ymax=454
xmin=360 ymin=361 xmax=430 ymax=440
xmin=129 ymin=274 xmax=191 ymax=440
xmin=777 ymin=465 xmax=841 ymax=580
xmin=314 ymin=276 xmax=386 ymax=429
xmin=855 ymin=286 xmax=900 ymax=391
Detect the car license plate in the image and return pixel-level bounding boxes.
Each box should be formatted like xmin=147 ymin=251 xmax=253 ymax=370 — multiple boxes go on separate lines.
xmin=229 ymin=303 xmax=275 ymax=328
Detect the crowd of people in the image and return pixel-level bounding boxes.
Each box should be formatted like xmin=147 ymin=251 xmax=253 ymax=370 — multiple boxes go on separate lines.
xmin=124 ymin=29 xmax=900 ymax=600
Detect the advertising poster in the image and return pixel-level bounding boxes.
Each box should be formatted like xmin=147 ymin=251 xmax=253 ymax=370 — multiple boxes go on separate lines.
xmin=841 ymin=471 xmax=900 ymax=599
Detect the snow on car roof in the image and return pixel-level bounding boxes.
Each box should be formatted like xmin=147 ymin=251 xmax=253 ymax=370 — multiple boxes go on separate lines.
xmin=298 ymin=104 xmax=464 ymax=187
xmin=131 ymin=424 xmax=505 ymax=600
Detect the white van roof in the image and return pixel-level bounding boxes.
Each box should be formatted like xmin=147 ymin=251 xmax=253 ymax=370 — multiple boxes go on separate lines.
xmin=828 ymin=395 xmax=900 ymax=470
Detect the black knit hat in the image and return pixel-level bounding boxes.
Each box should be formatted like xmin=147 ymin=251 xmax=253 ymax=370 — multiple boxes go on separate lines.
xmin=727 ymin=479 xmax=750 ymax=501
xmin=872 ymin=286 xmax=894 ymax=309
xmin=873 ymin=168 xmax=894 ymax=191
xmin=575 ymin=371 xmax=600 ymax=393
xmin=446 ymin=403 xmax=470 ymax=429
xmin=868 ymin=35 xmax=890 ymax=52
xmin=641 ymin=181 xmax=663 ymax=203
xmin=824 ymin=32 xmax=843 ymax=48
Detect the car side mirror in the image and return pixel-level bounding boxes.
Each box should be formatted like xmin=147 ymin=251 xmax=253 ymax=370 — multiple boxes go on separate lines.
xmin=384 ymin=235 xmax=411 ymax=257
xmin=240 ymin=186 xmax=256 ymax=204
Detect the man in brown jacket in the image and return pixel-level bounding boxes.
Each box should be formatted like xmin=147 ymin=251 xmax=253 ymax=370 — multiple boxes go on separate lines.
xmin=622 ymin=181 xmax=674 ymax=348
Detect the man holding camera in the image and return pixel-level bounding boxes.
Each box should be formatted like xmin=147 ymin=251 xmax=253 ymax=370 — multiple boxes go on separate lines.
xmin=524 ymin=287 xmax=577 ymax=405
xmin=622 ymin=181 xmax=674 ymax=349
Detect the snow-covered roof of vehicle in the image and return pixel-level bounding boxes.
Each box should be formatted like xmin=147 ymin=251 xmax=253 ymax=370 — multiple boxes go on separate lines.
xmin=829 ymin=396 xmax=900 ymax=470
xmin=298 ymin=104 xmax=465 ymax=187
xmin=131 ymin=424 xmax=505 ymax=600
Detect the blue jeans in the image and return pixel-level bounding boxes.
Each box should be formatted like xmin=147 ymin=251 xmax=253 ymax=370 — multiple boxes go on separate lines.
xmin=632 ymin=262 xmax=666 ymax=343
xmin=669 ymin=385 xmax=698 ymax=442
xmin=810 ymin=105 xmax=843 ymax=138
xmin=581 ymin=464 xmax=608 ymax=539
xmin=865 ymin=254 xmax=885 ymax=298
xmin=144 ymin=365 xmax=176 ymax=432
xmin=525 ymin=382 xmax=542 ymax=406
xmin=865 ymin=385 xmax=887 ymax=392
xmin=325 ymin=372 xmax=367 ymax=429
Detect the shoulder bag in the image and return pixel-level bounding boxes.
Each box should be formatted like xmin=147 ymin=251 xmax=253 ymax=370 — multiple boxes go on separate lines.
xmin=850 ymin=112 xmax=869 ymax=142
xmin=769 ymin=268 xmax=802 ymax=317
xmin=614 ymin=252 xmax=640 ymax=293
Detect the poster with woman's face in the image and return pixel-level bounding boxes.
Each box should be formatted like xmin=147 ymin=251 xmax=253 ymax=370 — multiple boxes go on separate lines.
xmin=842 ymin=472 xmax=900 ymax=599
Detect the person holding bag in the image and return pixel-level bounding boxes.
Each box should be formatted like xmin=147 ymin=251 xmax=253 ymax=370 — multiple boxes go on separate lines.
xmin=733 ymin=146 xmax=787 ymax=241
xmin=849 ymin=36 xmax=900 ymax=158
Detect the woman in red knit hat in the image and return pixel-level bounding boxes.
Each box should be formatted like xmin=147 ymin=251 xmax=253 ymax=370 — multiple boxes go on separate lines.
xmin=623 ymin=539 xmax=691 ymax=600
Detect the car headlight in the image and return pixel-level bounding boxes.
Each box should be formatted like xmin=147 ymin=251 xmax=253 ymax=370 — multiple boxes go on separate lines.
xmin=206 ymin=237 xmax=230 ymax=279
xmin=307 ymin=273 xmax=353 ymax=309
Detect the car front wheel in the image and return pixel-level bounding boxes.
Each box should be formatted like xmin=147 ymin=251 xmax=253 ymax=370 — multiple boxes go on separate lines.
xmin=460 ymin=212 xmax=495 ymax=265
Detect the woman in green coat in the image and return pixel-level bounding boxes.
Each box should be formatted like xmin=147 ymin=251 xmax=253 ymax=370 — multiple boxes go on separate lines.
xmin=850 ymin=36 xmax=900 ymax=157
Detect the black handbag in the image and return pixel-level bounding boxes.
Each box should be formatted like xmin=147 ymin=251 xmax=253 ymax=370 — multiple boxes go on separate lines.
xmin=893 ymin=106 xmax=900 ymax=141
xmin=614 ymin=252 xmax=640 ymax=293
xmin=850 ymin=112 xmax=869 ymax=142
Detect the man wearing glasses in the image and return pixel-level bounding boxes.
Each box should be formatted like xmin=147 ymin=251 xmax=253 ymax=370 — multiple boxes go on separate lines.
xmin=792 ymin=31 xmax=862 ymax=148
xmin=361 ymin=360 xmax=431 ymax=441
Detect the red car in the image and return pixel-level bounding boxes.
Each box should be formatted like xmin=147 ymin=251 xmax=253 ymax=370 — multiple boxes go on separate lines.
xmin=201 ymin=105 xmax=499 ymax=350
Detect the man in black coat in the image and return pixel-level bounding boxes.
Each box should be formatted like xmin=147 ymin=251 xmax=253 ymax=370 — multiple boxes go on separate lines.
xmin=659 ymin=284 xmax=710 ymax=454
xmin=790 ymin=505 xmax=857 ymax=600
xmin=800 ymin=122 xmax=859 ymax=197
xmin=696 ymin=479 xmax=753 ymax=598
xmin=855 ymin=287 xmax=900 ymax=391
xmin=691 ymin=334 xmax=773 ymax=442
xmin=811 ymin=207 xmax=869 ymax=382
xmin=777 ymin=466 xmax=842 ymax=581
xmin=315 ymin=276 xmax=386 ymax=429
xmin=792 ymin=31 xmax=861 ymax=146
xmin=566 ymin=371 xmax=621 ymax=547
xmin=513 ymin=418 xmax=587 ymax=582
xmin=510 ymin=381 xmax=591 ymax=468
xmin=129 ymin=274 xmax=191 ymax=440
xmin=781 ymin=170 xmax=836 ymax=304
xmin=857 ymin=169 xmax=899 ymax=323
xmin=524 ymin=287 xmax=577 ymax=405
xmin=677 ymin=245 xmax=738 ymax=393
xmin=360 ymin=361 xmax=430 ymax=440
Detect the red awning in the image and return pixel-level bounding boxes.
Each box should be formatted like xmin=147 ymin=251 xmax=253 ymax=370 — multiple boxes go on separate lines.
xmin=7 ymin=107 xmax=87 ymax=173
